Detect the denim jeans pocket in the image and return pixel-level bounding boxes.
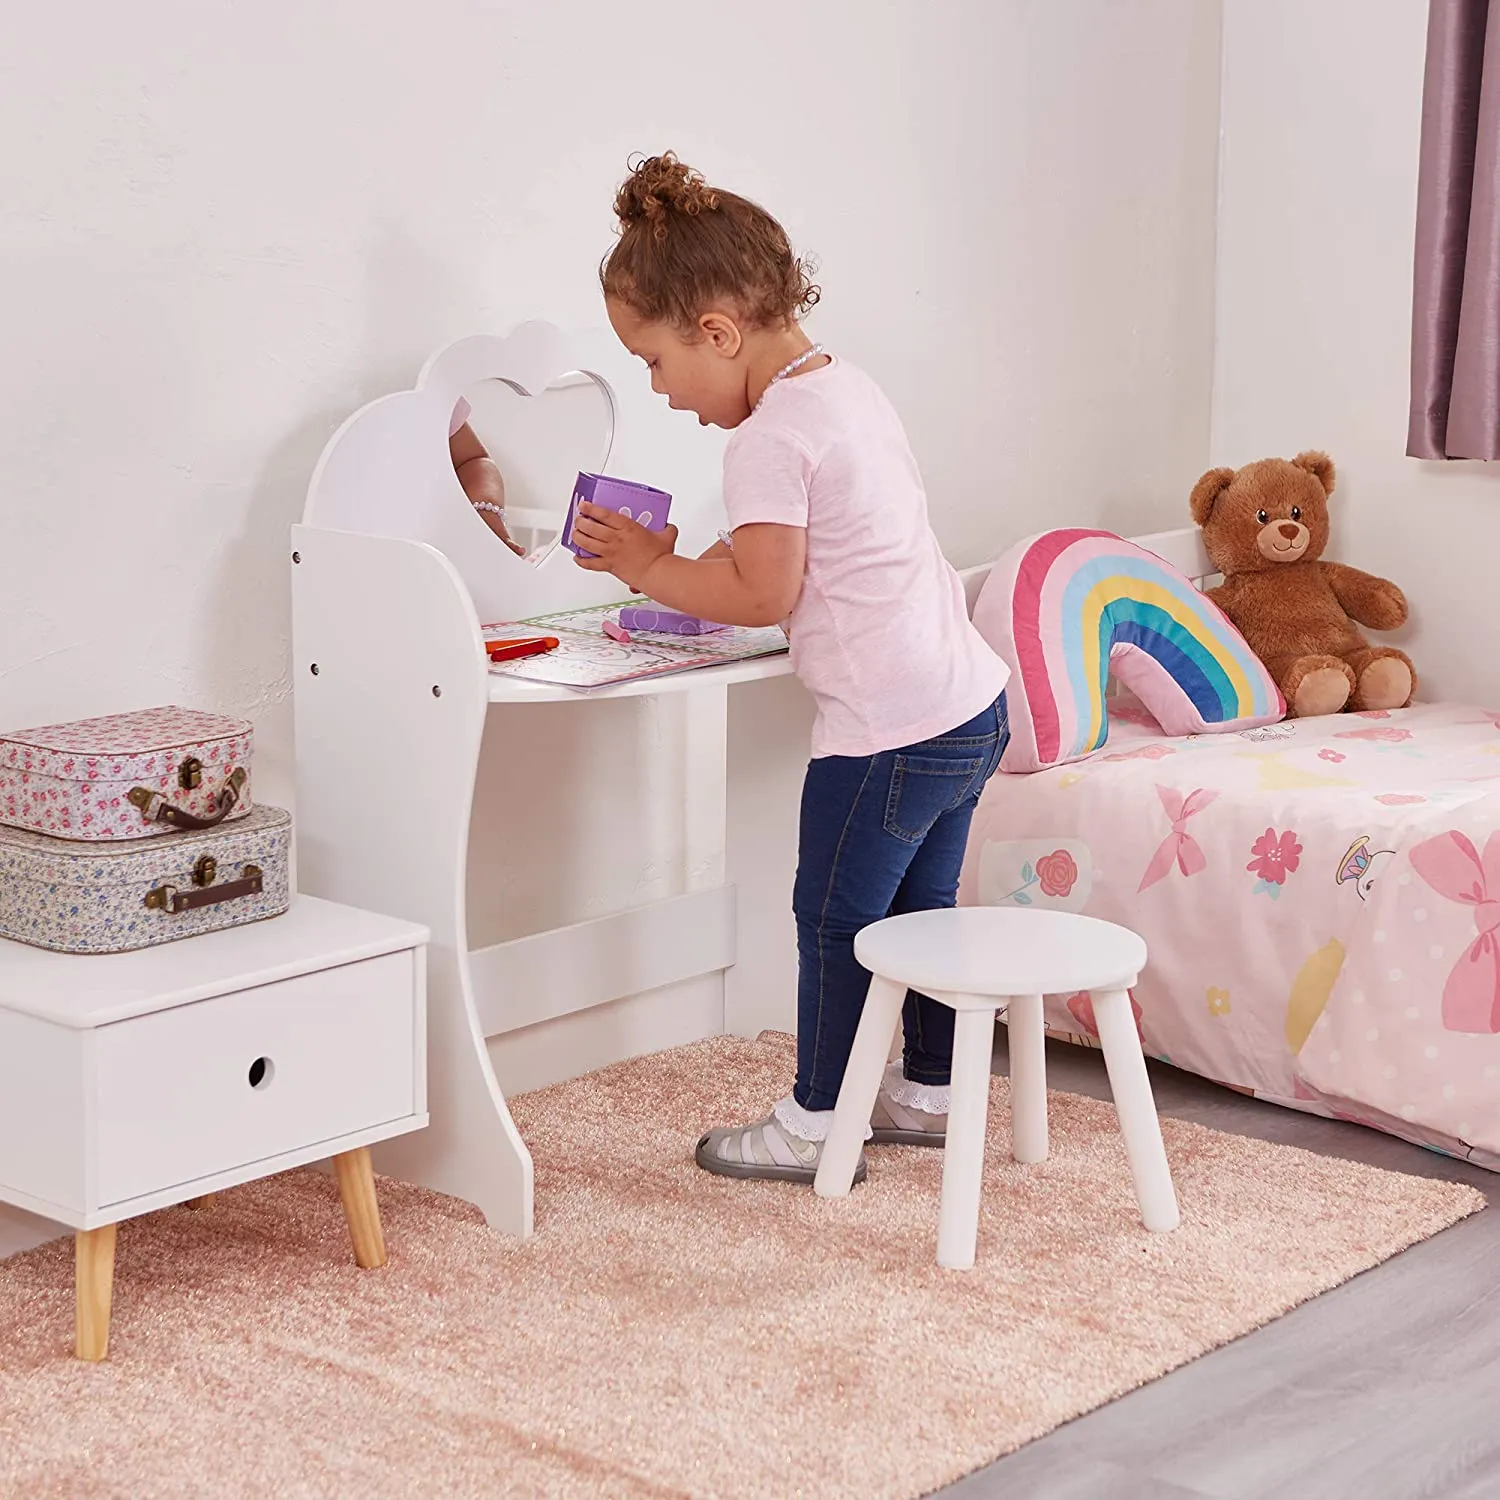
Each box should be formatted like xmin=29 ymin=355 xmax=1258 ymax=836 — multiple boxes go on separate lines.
xmin=883 ymin=753 xmax=989 ymax=844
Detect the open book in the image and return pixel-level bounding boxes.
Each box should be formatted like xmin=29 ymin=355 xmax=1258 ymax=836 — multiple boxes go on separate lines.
xmin=482 ymin=603 xmax=788 ymax=691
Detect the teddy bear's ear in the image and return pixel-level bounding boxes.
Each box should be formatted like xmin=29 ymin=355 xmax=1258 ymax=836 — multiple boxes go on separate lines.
xmin=1292 ymin=450 xmax=1336 ymax=495
xmin=1189 ymin=467 xmax=1236 ymax=526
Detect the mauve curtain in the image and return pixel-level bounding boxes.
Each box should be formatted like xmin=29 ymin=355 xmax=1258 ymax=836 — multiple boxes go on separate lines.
xmin=1409 ymin=0 xmax=1500 ymax=460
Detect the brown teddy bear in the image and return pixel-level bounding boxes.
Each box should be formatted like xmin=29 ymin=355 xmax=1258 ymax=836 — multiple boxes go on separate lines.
xmin=1189 ymin=451 xmax=1415 ymax=719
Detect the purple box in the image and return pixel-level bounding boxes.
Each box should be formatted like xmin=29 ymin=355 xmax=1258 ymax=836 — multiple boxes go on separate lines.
xmin=563 ymin=472 xmax=673 ymax=559
xmin=617 ymin=606 xmax=730 ymax=636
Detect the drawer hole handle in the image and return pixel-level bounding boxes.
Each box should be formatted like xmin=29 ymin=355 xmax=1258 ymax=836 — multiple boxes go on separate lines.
xmin=248 ymin=1056 xmax=275 ymax=1091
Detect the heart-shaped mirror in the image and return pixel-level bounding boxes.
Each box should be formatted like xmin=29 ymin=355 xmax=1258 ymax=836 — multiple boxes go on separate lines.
xmin=304 ymin=321 xmax=727 ymax=627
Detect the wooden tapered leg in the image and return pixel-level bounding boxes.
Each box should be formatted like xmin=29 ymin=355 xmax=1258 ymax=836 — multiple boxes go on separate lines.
xmin=186 ymin=1194 xmax=216 ymax=1210
xmin=332 ymin=1147 xmax=387 ymax=1269
xmin=75 ymin=1223 xmax=118 ymax=1362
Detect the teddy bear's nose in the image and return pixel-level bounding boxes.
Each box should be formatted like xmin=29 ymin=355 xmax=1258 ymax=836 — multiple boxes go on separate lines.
xmin=1277 ymin=521 xmax=1302 ymax=541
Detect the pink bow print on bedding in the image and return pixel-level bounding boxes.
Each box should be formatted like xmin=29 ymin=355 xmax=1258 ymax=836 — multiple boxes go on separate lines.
xmin=1138 ymin=786 xmax=1219 ymax=893
xmin=1409 ymin=829 xmax=1500 ymax=1033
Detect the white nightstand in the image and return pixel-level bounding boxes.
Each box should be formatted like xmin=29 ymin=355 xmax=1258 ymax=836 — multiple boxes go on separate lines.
xmin=0 ymin=894 xmax=428 ymax=1360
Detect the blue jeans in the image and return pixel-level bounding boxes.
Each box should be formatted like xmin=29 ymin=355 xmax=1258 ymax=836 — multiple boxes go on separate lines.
xmin=792 ymin=694 xmax=1010 ymax=1112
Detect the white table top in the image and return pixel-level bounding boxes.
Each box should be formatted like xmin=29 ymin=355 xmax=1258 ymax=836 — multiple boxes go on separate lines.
xmin=853 ymin=907 xmax=1147 ymax=999
xmin=0 ymin=895 xmax=428 ymax=1029
xmin=486 ymin=650 xmax=793 ymax=704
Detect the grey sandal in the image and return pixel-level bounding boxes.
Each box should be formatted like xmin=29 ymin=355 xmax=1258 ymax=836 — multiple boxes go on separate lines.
xmin=695 ymin=1115 xmax=868 ymax=1185
xmin=868 ymin=1092 xmax=947 ymax=1147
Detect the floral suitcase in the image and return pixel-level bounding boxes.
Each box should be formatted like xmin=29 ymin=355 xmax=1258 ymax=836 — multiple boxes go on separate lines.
xmin=0 ymin=804 xmax=291 ymax=954
xmin=0 ymin=706 xmax=253 ymax=841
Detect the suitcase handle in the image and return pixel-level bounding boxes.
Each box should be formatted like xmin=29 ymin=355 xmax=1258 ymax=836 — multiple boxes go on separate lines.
xmin=127 ymin=767 xmax=248 ymax=831
xmin=145 ymin=865 xmax=263 ymax=915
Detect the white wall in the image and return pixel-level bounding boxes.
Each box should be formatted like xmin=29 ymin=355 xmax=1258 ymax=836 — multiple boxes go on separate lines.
xmin=1 ymin=0 xmax=1222 ymax=791
xmin=1214 ymin=0 xmax=1500 ymax=708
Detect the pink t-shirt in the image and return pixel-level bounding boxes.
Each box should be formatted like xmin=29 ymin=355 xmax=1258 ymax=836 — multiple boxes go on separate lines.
xmin=722 ymin=358 xmax=1010 ymax=759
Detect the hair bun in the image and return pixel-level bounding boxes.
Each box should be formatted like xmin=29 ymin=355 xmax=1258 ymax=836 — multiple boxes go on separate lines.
xmin=615 ymin=152 xmax=717 ymax=237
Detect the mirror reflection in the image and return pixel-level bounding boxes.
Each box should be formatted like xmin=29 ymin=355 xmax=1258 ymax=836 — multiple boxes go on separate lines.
xmin=448 ymin=374 xmax=613 ymax=562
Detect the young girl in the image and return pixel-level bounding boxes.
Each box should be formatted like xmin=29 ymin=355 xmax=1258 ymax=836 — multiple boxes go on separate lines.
xmin=572 ymin=154 xmax=1011 ymax=1185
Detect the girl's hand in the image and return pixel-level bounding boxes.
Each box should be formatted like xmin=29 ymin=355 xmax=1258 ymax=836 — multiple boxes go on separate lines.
xmin=475 ymin=505 xmax=525 ymax=556
xmin=572 ymin=503 xmax=678 ymax=592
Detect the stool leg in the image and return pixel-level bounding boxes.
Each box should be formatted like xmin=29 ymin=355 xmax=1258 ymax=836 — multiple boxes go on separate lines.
xmin=938 ymin=1005 xmax=996 ymax=1270
xmin=75 ymin=1223 xmax=117 ymax=1362
xmin=1093 ymin=988 xmax=1180 ymax=1232
xmin=1006 ymin=993 xmax=1048 ymax=1163
xmin=815 ymin=974 xmax=905 ymax=1198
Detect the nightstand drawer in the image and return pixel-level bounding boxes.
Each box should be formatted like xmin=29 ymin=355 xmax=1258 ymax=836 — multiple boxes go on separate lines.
xmin=94 ymin=951 xmax=417 ymax=1206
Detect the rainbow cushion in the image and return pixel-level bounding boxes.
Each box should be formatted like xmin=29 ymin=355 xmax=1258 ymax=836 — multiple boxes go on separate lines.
xmin=973 ymin=529 xmax=1284 ymax=772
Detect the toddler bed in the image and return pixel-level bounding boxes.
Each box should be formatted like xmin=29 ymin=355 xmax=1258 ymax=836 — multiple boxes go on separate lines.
xmin=958 ymin=531 xmax=1500 ymax=1170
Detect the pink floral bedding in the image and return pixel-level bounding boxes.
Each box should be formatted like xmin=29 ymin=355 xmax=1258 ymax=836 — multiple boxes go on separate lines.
xmin=959 ymin=701 xmax=1500 ymax=1168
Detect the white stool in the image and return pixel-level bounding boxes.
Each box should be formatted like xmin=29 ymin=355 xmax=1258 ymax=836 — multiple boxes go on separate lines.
xmin=813 ymin=907 xmax=1179 ymax=1270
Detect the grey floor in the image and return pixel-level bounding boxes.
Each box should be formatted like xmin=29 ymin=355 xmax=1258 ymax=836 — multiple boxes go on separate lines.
xmin=936 ymin=1033 xmax=1500 ymax=1500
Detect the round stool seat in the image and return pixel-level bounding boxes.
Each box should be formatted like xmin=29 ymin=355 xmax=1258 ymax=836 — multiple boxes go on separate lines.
xmin=853 ymin=907 xmax=1147 ymax=1000
xmin=818 ymin=905 xmax=1178 ymax=1268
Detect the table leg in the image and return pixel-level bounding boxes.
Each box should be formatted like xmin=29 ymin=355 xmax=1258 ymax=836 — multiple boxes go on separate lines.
xmin=333 ymin=1147 xmax=388 ymax=1269
xmin=75 ymin=1223 xmax=118 ymax=1362
xmin=186 ymin=1194 xmax=216 ymax=1210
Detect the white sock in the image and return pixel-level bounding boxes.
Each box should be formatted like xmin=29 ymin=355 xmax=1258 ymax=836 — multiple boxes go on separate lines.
xmin=882 ymin=1062 xmax=950 ymax=1116
xmin=772 ymin=1095 xmax=871 ymax=1142
xmin=772 ymin=1095 xmax=833 ymax=1141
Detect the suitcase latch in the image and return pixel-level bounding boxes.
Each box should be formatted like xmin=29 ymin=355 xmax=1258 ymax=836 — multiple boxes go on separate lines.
xmin=178 ymin=757 xmax=203 ymax=790
xmin=192 ymin=855 xmax=217 ymax=887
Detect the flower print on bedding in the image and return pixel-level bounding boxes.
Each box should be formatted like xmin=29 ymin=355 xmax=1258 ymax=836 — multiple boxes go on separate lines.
xmin=976 ymin=838 xmax=1091 ymax=912
xmin=1247 ymin=826 xmax=1302 ymax=900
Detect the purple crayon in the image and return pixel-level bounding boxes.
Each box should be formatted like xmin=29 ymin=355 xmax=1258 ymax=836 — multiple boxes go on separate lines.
xmin=563 ymin=471 xmax=672 ymax=559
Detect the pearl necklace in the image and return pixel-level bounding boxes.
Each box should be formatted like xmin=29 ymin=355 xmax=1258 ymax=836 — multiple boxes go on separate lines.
xmin=754 ymin=343 xmax=826 ymax=412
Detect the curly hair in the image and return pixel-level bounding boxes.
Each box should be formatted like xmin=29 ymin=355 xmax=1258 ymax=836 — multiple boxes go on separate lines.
xmin=600 ymin=153 xmax=820 ymax=331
